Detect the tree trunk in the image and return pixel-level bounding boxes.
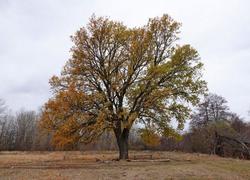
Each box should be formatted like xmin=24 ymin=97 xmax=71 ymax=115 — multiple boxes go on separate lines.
xmin=114 ymin=128 xmax=129 ymax=160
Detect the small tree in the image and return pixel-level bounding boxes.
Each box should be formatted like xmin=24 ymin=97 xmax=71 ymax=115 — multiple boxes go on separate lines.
xmin=139 ymin=128 xmax=161 ymax=148
xmin=40 ymin=14 xmax=207 ymax=159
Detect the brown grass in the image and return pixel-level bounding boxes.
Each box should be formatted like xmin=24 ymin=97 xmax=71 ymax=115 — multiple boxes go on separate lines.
xmin=0 ymin=151 xmax=249 ymax=179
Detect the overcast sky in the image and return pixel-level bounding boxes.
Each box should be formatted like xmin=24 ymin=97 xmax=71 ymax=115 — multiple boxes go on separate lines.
xmin=0 ymin=0 xmax=250 ymax=120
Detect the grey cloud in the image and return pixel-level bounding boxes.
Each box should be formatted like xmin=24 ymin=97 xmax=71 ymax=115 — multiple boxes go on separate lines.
xmin=0 ymin=0 xmax=250 ymax=119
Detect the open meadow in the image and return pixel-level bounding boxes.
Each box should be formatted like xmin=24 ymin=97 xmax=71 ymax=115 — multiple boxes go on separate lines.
xmin=0 ymin=151 xmax=250 ymax=180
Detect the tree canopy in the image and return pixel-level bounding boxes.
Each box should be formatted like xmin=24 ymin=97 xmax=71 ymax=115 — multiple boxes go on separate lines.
xmin=190 ymin=93 xmax=230 ymax=128
xmin=40 ymin=14 xmax=207 ymax=159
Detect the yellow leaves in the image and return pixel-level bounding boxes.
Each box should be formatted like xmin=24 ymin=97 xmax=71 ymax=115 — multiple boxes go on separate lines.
xmin=148 ymin=14 xmax=181 ymax=33
xmin=139 ymin=128 xmax=161 ymax=147
xmin=162 ymin=127 xmax=183 ymax=142
xmin=171 ymin=45 xmax=199 ymax=66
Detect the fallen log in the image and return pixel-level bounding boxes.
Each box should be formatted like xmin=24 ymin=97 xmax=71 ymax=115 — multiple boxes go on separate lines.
xmin=214 ymin=132 xmax=250 ymax=159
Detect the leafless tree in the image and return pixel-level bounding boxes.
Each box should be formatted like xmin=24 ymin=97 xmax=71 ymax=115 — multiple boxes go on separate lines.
xmin=15 ymin=111 xmax=37 ymax=150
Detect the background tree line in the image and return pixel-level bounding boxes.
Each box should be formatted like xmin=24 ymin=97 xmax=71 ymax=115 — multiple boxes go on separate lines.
xmin=0 ymin=94 xmax=250 ymax=159
xmin=0 ymin=99 xmax=52 ymax=151
xmin=154 ymin=93 xmax=250 ymax=159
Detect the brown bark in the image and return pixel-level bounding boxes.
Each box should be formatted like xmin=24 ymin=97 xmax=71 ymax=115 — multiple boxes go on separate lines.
xmin=114 ymin=128 xmax=129 ymax=160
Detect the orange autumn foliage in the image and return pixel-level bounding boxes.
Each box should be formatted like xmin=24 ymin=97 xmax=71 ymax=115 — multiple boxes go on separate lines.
xmin=40 ymin=84 xmax=110 ymax=148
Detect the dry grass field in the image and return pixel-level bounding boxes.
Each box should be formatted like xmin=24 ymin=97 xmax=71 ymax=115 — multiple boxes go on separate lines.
xmin=0 ymin=151 xmax=250 ymax=180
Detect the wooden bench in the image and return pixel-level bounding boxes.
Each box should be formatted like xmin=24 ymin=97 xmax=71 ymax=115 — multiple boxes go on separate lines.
xmin=133 ymin=154 xmax=153 ymax=160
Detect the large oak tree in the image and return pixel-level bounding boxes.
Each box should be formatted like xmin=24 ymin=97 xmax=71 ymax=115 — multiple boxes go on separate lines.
xmin=40 ymin=14 xmax=207 ymax=159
